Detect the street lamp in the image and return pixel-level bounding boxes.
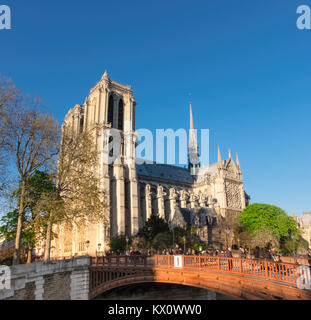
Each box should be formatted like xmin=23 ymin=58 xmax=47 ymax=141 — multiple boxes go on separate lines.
xmin=291 ymin=232 xmax=297 ymax=264
xmin=172 ymin=228 xmax=175 ymax=249
xmin=226 ymin=227 xmax=230 ymax=249
xmin=85 ymin=240 xmax=90 ymax=255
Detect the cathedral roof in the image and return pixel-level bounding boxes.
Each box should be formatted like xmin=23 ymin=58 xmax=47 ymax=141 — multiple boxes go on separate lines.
xmin=136 ymin=162 xmax=194 ymax=184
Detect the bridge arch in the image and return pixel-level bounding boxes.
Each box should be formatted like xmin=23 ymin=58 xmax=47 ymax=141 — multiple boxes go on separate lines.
xmin=89 ymin=256 xmax=311 ymax=300
xmin=92 ymin=281 xmax=237 ymax=300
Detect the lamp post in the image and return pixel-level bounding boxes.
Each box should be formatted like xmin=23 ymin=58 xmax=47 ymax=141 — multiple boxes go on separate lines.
xmin=183 ymin=236 xmax=186 ymax=254
xmin=85 ymin=240 xmax=90 ymax=255
xmin=226 ymin=227 xmax=230 ymax=249
xmin=172 ymin=228 xmax=175 ymax=249
xmin=97 ymin=243 xmax=101 ymax=256
xmin=291 ymin=232 xmax=297 ymax=264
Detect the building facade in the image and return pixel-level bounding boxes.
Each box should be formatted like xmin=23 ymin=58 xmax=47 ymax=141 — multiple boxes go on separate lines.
xmin=293 ymin=212 xmax=311 ymax=248
xmin=52 ymin=73 xmax=250 ymax=257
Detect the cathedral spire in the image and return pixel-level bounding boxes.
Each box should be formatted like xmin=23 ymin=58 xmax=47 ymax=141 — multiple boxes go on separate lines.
xmin=228 ymin=148 xmax=232 ymax=159
xmin=217 ymin=146 xmax=222 ymax=169
xmin=189 ymin=98 xmax=198 ymax=151
xmin=188 ymin=98 xmax=200 ymax=175
xmin=102 ymin=70 xmax=108 ymax=80
xmin=218 ymin=146 xmax=222 ymax=163
xmin=190 ymin=98 xmax=194 ymax=131
xmin=236 ymin=152 xmax=240 ymax=170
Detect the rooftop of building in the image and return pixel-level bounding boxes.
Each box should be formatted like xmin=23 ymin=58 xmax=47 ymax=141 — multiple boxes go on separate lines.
xmin=136 ymin=160 xmax=221 ymax=185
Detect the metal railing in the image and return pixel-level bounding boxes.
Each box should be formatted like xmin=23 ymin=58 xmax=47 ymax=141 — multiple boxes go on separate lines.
xmin=90 ymin=255 xmax=299 ymax=285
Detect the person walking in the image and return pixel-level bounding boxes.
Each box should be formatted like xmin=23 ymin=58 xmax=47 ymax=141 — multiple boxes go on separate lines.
xmin=226 ymin=247 xmax=233 ymax=271
xmin=238 ymin=247 xmax=244 ymax=259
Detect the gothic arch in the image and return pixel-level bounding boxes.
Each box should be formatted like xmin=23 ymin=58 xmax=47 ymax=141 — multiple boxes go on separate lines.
xmin=108 ymin=95 xmax=114 ymax=126
xmin=91 ymin=98 xmax=97 ymax=123
xmin=118 ymin=98 xmax=124 ymax=131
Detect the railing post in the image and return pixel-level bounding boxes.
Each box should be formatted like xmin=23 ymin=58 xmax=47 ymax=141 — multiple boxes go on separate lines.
xmin=240 ymin=258 xmax=243 ymax=274
xmin=217 ymin=257 xmax=220 ymax=271
xmin=265 ymin=260 xmax=269 ymax=279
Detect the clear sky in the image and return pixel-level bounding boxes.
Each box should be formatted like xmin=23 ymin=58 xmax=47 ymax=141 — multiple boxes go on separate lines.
xmin=1 ymin=0 xmax=310 ymax=216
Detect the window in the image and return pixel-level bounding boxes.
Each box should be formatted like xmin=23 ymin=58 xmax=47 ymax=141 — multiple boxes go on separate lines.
xmin=108 ymin=95 xmax=114 ymax=125
xmin=118 ymin=99 xmax=124 ymax=130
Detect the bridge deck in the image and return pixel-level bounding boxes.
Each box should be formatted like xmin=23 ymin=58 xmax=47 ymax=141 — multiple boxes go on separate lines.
xmin=90 ymin=255 xmax=300 ymax=284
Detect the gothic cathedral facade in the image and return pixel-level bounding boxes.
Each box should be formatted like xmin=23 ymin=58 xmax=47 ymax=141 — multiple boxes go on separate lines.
xmin=51 ymin=73 xmax=250 ymax=258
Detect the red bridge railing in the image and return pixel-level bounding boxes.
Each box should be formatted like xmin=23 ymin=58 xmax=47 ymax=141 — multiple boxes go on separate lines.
xmin=90 ymin=255 xmax=299 ymax=285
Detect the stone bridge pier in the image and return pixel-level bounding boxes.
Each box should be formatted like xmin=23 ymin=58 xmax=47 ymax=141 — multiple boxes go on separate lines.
xmin=0 ymin=256 xmax=89 ymax=300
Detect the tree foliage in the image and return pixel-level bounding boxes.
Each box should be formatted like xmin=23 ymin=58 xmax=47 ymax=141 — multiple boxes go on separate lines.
xmin=238 ymin=203 xmax=300 ymax=240
xmin=0 ymin=76 xmax=60 ymax=264
xmin=0 ymin=76 xmax=18 ymax=193
xmin=56 ymin=124 xmax=108 ymax=224
xmin=151 ymin=232 xmax=172 ymax=250
xmin=250 ymin=228 xmax=280 ymax=250
xmin=137 ymin=214 xmax=170 ymax=244
xmin=109 ymin=235 xmax=127 ymax=252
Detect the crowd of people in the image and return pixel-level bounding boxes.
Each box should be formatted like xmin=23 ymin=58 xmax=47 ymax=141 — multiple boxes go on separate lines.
xmin=103 ymin=247 xmax=311 ymax=264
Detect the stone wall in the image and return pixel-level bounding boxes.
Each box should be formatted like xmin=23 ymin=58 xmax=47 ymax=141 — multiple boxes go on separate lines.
xmin=0 ymin=256 xmax=90 ymax=300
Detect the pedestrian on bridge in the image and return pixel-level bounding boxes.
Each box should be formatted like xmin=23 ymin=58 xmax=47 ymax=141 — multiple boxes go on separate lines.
xmin=226 ymin=248 xmax=233 ymax=271
xmin=238 ymin=247 xmax=244 ymax=259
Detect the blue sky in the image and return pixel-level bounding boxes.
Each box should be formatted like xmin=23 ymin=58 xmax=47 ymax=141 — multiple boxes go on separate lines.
xmin=1 ymin=0 xmax=310 ymax=216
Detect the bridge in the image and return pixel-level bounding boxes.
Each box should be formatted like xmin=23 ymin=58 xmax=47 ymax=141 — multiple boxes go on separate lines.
xmin=1 ymin=255 xmax=311 ymax=300
xmin=89 ymin=255 xmax=311 ymax=300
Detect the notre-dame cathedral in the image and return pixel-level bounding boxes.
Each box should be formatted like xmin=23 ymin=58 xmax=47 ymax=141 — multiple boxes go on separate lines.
xmin=51 ymin=73 xmax=250 ymax=257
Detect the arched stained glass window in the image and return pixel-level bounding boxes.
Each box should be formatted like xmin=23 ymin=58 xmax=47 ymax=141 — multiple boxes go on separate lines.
xmin=118 ymin=99 xmax=124 ymax=131
xmin=108 ymin=95 xmax=114 ymax=125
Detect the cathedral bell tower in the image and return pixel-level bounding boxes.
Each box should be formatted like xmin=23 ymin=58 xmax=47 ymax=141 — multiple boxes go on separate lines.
xmin=84 ymin=72 xmax=139 ymax=239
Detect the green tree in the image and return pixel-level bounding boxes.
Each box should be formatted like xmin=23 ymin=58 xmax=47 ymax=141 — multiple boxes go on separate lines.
xmin=283 ymin=236 xmax=309 ymax=256
xmin=250 ymin=228 xmax=280 ymax=251
xmin=0 ymin=79 xmax=60 ymax=265
xmin=26 ymin=170 xmax=63 ymax=262
xmin=0 ymin=171 xmax=60 ymax=263
xmin=0 ymin=209 xmax=35 ymax=263
xmin=130 ymin=236 xmax=147 ymax=251
xmin=0 ymin=75 xmax=18 ymax=194
xmin=152 ymin=232 xmax=172 ymax=250
xmin=238 ymin=203 xmax=300 ymax=241
xmin=138 ymin=214 xmax=170 ymax=244
xmin=109 ymin=235 xmax=127 ymax=252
